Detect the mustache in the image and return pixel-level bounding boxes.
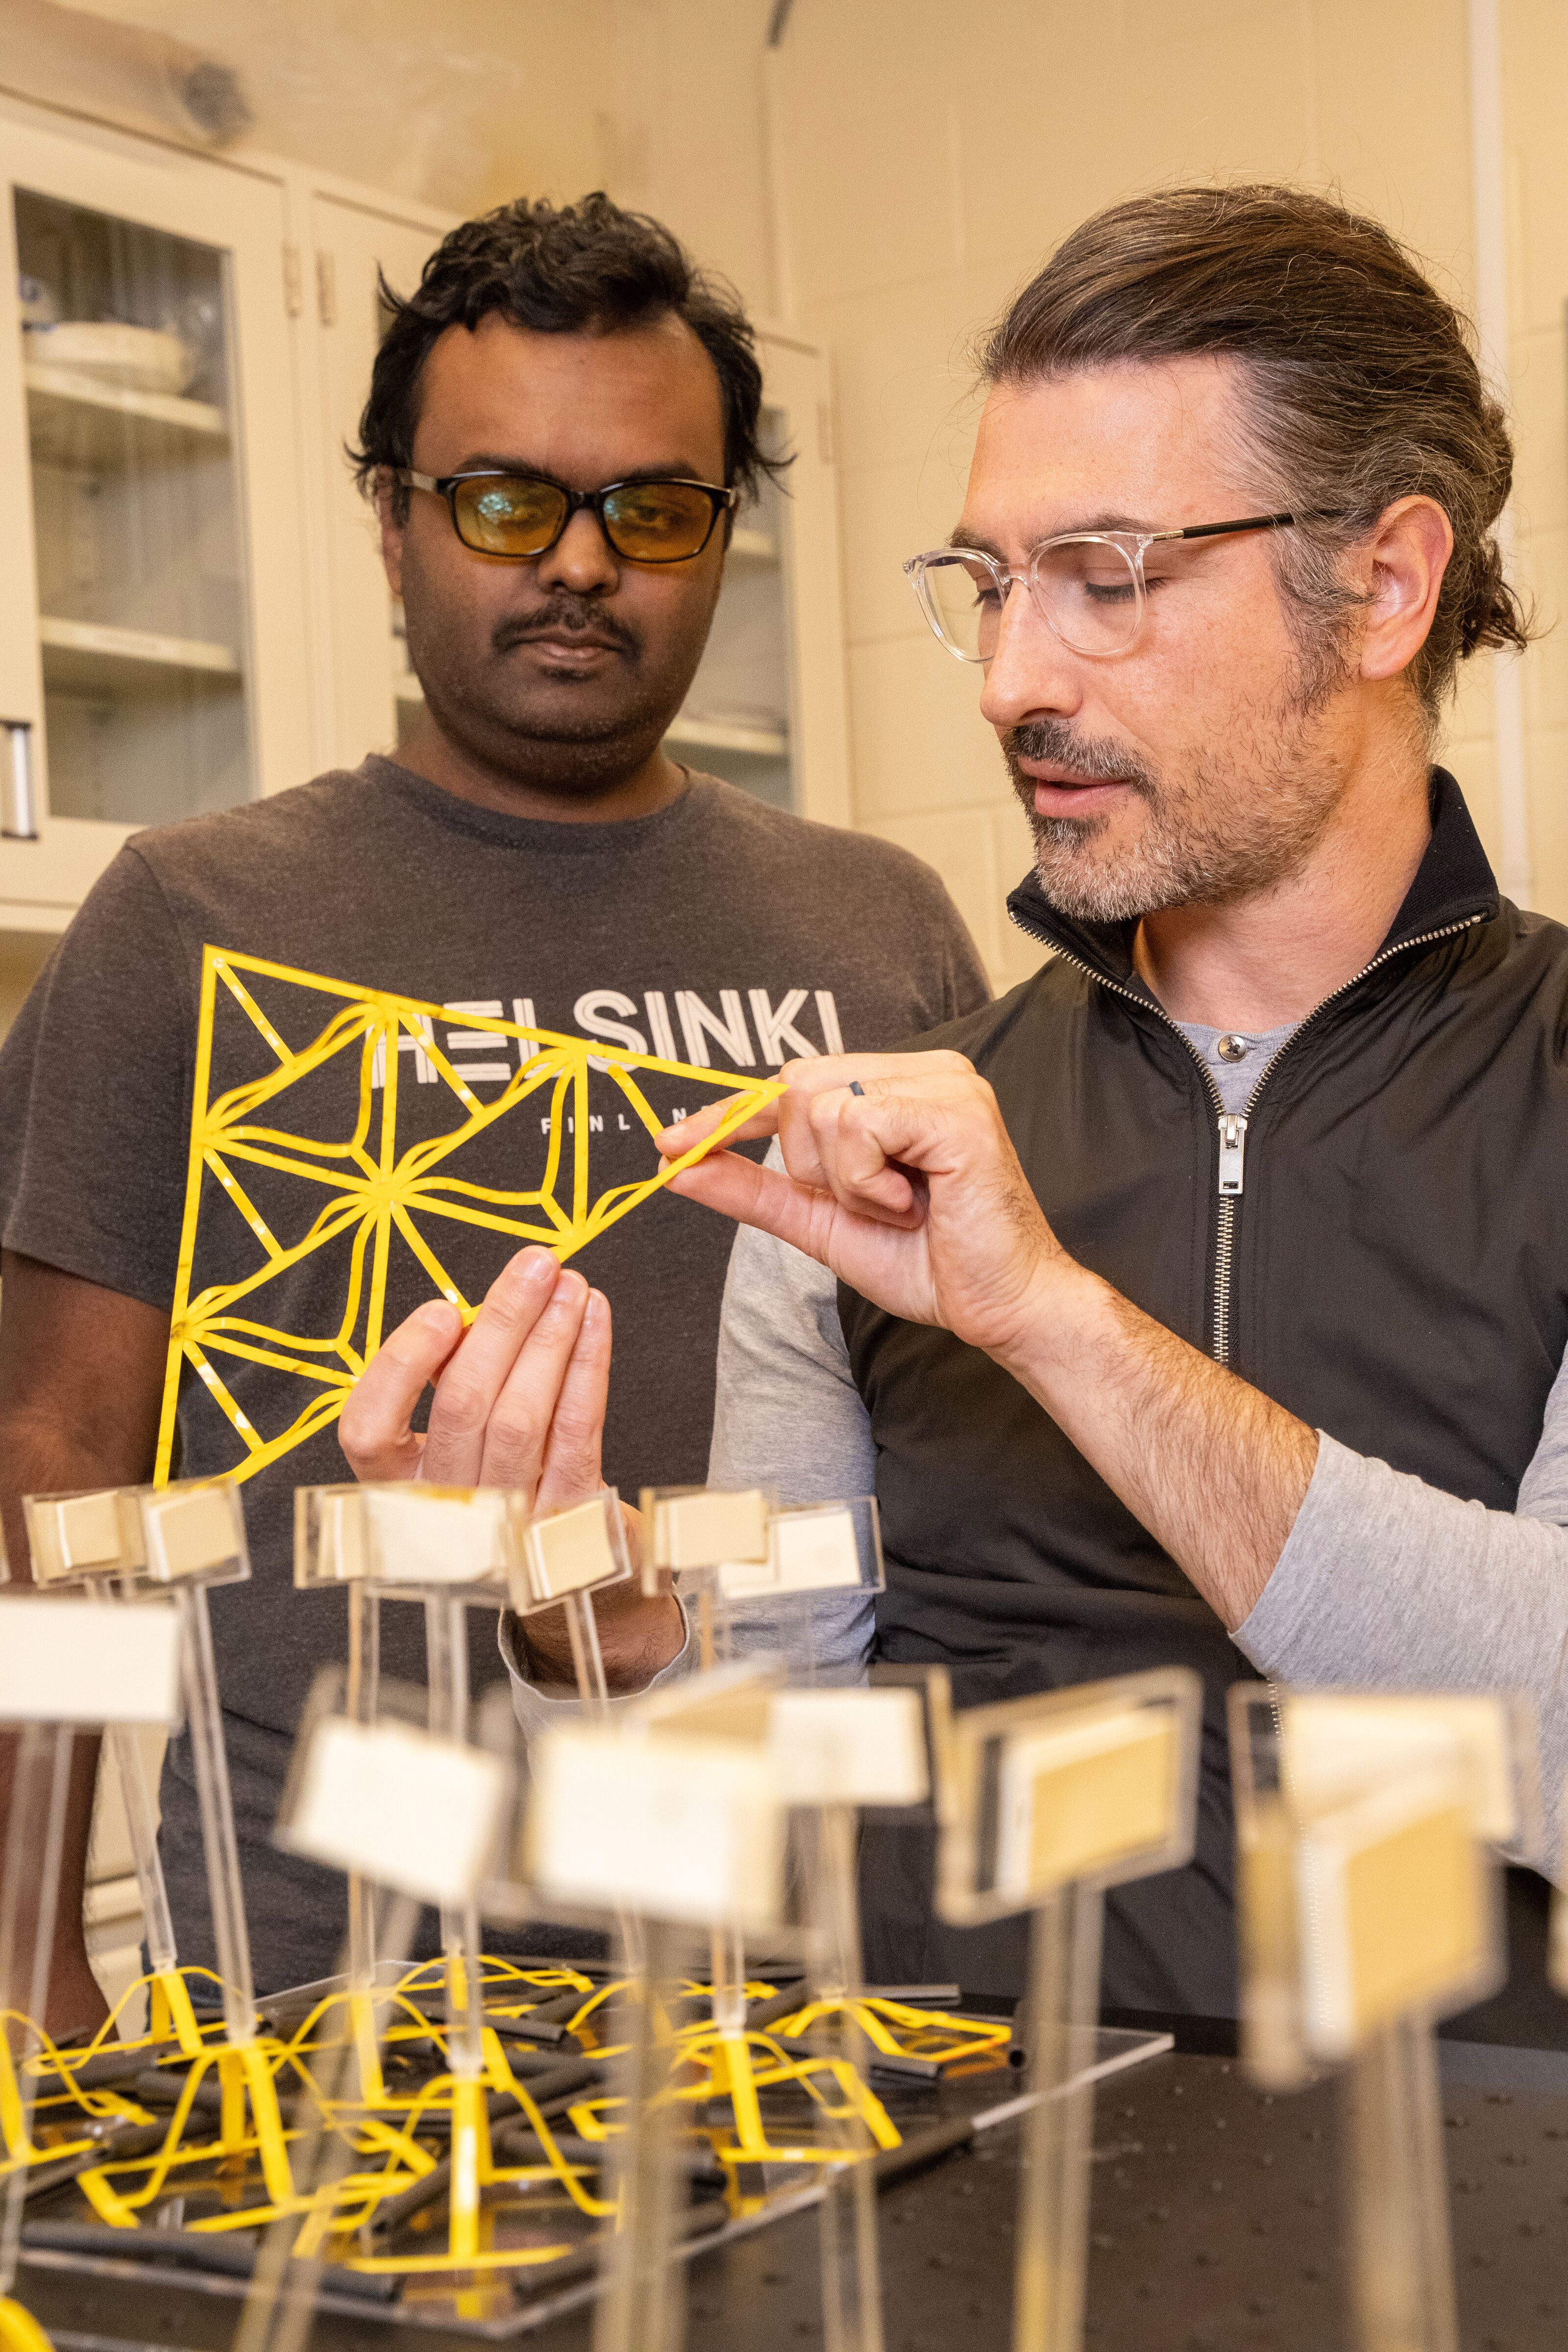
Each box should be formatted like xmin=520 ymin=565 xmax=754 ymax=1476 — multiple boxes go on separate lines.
xmin=491 ymin=595 xmax=639 ymax=661
xmin=1004 ymin=719 xmax=1157 ymax=800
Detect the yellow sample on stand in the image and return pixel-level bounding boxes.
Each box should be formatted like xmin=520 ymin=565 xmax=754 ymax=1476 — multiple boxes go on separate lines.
xmin=156 ymin=947 xmax=783 ymax=1486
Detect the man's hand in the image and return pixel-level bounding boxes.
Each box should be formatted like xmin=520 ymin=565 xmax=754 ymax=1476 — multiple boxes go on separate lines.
xmin=661 ymin=1052 xmax=1064 ymax=1369
xmin=660 ymin=1056 xmax=1318 ymax=1632
xmin=338 ymin=1247 xmax=683 ymax=1690
xmin=340 ymin=1246 xmax=609 ymax=1500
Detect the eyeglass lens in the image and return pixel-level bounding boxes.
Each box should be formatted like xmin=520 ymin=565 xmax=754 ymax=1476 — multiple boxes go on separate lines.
xmin=918 ymin=538 xmax=1144 ymax=660
xmin=450 ymin=475 xmax=717 ymax=563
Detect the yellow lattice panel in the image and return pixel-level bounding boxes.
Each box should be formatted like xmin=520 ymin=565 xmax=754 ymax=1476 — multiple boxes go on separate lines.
xmin=156 ymin=948 xmax=782 ymax=1487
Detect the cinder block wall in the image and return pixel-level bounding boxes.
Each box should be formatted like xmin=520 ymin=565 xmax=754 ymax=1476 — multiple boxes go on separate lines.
xmin=756 ymin=0 xmax=1554 ymax=982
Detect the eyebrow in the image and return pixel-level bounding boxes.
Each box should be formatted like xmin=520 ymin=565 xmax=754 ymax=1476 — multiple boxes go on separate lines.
xmin=947 ymin=510 xmax=1160 ymax=558
xmin=447 ymin=454 xmax=717 ymax=485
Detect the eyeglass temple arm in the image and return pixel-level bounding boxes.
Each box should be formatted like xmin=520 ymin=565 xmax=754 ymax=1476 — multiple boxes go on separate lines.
xmin=1163 ymin=509 xmax=1349 ymax=543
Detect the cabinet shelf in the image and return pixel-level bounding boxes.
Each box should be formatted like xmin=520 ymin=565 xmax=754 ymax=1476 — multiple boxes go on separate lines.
xmin=393 ymin=670 xmax=423 ymax=707
xmin=666 ymin=712 xmax=788 ymax=758
xmin=40 ymin=615 xmax=243 ymax=698
xmin=25 ymin=363 xmax=227 ymax=466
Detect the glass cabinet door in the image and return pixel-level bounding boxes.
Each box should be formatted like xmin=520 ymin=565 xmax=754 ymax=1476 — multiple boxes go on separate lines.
xmin=668 ymin=404 xmax=795 ymax=810
xmin=15 ymin=187 xmax=253 ymax=827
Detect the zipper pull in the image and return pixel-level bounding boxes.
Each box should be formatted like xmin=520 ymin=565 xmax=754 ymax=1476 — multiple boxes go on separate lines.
xmin=1218 ymin=1112 xmax=1248 ymax=1196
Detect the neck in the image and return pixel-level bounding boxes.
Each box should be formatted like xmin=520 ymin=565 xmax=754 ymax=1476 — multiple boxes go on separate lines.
xmin=392 ymin=713 xmax=690 ymax=825
xmin=1130 ymin=734 xmax=1435 ymax=1032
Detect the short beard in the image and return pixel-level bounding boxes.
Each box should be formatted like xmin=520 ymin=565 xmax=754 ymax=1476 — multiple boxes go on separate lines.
xmin=1004 ymin=654 xmax=1352 ymax=926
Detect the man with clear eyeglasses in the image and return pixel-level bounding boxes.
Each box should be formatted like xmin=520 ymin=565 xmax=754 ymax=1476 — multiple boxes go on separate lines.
xmin=350 ymin=183 xmax=1568 ymax=2025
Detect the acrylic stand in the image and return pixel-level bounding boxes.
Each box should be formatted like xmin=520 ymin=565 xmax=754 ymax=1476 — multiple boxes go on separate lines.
xmin=526 ymin=1711 xmax=790 ymax=2352
xmin=22 ymin=1489 xmax=222 ymax=2061
xmin=1229 ymin=1685 xmax=1527 ymax=2352
xmin=0 ymin=1719 xmax=74 ymax=2352
xmin=294 ymin=1483 xmax=635 ymax=2279
xmin=0 ymin=1565 xmax=187 ymax=2352
xmin=935 ymin=1669 xmax=1201 ymax=2352
xmin=11 ymin=1480 xmax=299 ymax=2228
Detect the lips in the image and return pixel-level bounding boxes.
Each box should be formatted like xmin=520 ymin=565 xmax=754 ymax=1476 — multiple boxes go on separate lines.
xmin=515 ymin=632 xmax=623 ymax=657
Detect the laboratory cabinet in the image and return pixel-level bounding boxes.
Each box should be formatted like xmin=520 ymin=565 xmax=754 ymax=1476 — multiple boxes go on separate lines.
xmin=0 ymin=88 xmax=851 ymax=989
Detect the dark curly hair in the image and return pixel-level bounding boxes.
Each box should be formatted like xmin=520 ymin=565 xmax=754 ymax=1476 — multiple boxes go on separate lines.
xmin=352 ymin=192 xmax=783 ymax=522
xmin=981 ymin=184 xmax=1535 ymax=720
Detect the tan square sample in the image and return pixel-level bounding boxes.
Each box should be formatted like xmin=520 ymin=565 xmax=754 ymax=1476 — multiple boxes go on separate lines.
xmin=27 ymin=1491 xmax=144 ymax=1585
xmin=652 ymin=1489 xmax=769 ymax=1572
xmin=144 ymin=1485 xmax=242 ymax=1581
xmin=999 ymin=1708 xmax=1178 ymax=1900
xmin=521 ymin=1499 xmax=622 ymax=1604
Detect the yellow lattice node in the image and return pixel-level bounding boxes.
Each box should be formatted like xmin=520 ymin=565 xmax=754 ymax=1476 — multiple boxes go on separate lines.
xmin=156 ymin=947 xmax=783 ymax=1487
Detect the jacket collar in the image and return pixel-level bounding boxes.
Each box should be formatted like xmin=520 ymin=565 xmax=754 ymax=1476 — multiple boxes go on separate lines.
xmin=1005 ymin=765 xmax=1500 ymax=990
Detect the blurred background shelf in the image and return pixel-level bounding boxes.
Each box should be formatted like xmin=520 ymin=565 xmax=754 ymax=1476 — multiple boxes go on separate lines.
xmin=25 ymin=362 xmax=227 ymax=466
xmin=40 ymin=614 xmax=242 ymax=695
xmin=667 ymin=712 xmax=788 ymax=758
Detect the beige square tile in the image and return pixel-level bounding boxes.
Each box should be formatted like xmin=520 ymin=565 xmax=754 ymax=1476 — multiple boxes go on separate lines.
xmin=863 ymin=805 xmax=1004 ymax=978
xmin=848 ymin=634 xmax=1001 ymax=820
xmin=840 ymin=456 xmax=974 ymax=649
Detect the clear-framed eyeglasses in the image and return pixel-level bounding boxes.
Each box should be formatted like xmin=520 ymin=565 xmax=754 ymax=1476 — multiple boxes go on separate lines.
xmin=903 ymin=511 xmax=1344 ymax=662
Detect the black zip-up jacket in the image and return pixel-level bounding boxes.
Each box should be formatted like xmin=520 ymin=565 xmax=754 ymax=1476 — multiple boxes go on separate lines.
xmin=842 ymin=770 xmax=1568 ymax=2015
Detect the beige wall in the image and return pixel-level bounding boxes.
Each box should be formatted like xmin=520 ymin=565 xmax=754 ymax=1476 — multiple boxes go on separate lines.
xmin=752 ymin=0 xmax=1555 ymax=982
xmin=1499 ymin=0 xmax=1568 ymax=919
xmin=37 ymin=0 xmax=1568 ymax=981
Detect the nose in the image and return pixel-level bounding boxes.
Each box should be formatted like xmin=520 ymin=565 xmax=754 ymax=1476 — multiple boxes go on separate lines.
xmin=534 ymin=505 xmax=619 ymax=598
xmin=979 ymin=577 xmax=1084 ymax=732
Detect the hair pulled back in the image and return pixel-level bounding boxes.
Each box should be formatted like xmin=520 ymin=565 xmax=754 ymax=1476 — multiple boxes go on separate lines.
xmin=980 ymin=184 xmax=1532 ymax=715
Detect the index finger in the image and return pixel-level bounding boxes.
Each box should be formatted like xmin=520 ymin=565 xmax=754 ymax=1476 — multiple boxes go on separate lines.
xmin=658 ymin=1051 xmax=974 ymax=1161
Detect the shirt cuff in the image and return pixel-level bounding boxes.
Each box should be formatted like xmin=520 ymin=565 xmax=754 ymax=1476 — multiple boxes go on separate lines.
xmin=496 ymin=1599 xmax=696 ymax=1738
xmin=1231 ymin=1429 xmax=1364 ymax=1674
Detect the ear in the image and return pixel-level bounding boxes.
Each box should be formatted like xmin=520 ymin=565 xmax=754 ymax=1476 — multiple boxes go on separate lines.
xmin=1358 ymin=494 xmax=1453 ymax=683
xmin=374 ymin=467 xmax=405 ymax=598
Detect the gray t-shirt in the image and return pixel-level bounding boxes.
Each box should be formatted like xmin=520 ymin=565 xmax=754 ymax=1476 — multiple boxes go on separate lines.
xmin=0 ymin=758 xmax=989 ymax=1989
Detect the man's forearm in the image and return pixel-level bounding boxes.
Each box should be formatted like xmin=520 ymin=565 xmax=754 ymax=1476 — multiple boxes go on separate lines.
xmin=1000 ymin=1261 xmax=1319 ymax=1630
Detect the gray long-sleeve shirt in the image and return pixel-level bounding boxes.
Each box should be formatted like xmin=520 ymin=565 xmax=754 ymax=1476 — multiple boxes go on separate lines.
xmin=508 ymin=1036 xmax=1568 ymax=1878
xmin=699 ymin=1190 xmax=1568 ymax=1879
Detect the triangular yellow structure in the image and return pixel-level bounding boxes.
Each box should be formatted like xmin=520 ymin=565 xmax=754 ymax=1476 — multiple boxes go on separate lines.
xmin=155 ymin=947 xmax=781 ymax=1487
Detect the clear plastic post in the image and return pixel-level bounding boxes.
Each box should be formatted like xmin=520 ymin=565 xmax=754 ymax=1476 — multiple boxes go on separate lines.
xmin=179 ymin=1583 xmax=255 ymax=2047
xmin=344 ymin=1580 xmax=380 ymax=1986
xmin=806 ymin=1801 xmax=884 ymax=2352
xmin=1012 ymin=1879 xmax=1103 ymax=2352
xmin=423 ymin=1592 xmax=489 ymax=2269
xmin=0 ymin=1722 xmax=74 ymax=2299
xmin=1229 ymin=1685 xmax=1521 ymax=2352
xmin=934 ymin=1673 xmax=1201 ymax=2352
xmin=563 ymin=1589 xmax=610 ymax=1718
xmin=592 ymin=1916 xmax=686 ymax=2352
xmin=1348 ymin=2012 xmax=1458 ymax=2352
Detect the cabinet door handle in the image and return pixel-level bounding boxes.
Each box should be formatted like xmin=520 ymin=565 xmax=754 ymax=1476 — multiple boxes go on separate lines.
xmin=1 ymin=721 xmax=38 ymax=840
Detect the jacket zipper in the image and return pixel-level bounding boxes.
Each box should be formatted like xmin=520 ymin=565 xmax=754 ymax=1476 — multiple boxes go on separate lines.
xmin=1006 ymin=908 xmax=1486 ymax=1368
xmin=1007 ymin=898 xmax=1486 ymax=1855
